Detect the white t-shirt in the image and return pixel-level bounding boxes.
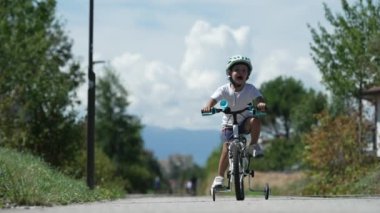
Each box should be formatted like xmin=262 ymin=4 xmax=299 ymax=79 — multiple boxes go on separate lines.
xmin=211 ymin=83 xmax=262 ymax=126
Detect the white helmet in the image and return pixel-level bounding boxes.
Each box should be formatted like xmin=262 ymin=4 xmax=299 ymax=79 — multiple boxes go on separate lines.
xmin=225 ymin=55 xmax=252 ymax=76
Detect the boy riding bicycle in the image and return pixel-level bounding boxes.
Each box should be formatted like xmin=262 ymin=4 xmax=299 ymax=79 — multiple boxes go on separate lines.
xmin=201 ymin=55 xmax=266 ymax=189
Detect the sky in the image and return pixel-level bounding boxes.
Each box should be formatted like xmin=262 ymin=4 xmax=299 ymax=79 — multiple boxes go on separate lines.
xmin=56 ymin=0 xmax=353 ymax=130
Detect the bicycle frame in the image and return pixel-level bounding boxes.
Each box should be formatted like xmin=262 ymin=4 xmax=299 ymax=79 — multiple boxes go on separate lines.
xmin=227 ymin=109 xmax=249 ymax=201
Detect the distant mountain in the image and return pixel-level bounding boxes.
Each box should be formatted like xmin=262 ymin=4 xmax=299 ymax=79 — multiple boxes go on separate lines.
xmin=142 ymin=126 xmax=220 ymax=166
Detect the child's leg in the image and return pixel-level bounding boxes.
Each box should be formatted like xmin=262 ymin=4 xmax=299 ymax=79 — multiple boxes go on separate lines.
xmin=244 ymin=117 xmax=261 ymax=145
xmin=212 ymin=142 xmax=229 ymax=188
xmin=244 ymin=118 xmax=264 ymax=157
xmin=217 ymin=142 xmax=229 ymax=177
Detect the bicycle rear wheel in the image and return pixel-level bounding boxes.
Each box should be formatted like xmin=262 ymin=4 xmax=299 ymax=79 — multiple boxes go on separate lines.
xmin=231 ymin=142 xmax=244 ymax=201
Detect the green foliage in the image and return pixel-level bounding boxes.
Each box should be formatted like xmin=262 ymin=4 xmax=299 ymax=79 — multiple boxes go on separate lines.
xmin=205 ymin=147 xmax=222 ymax=172
xmin=251 ymin=137 xmax=304 ymax=171
xmin=291 ymin=89 xmax=327 ymax=133
xmin=95 ymin=67 xmax=161 ymax=193
xmin=303 ymin=112 xmax=364 ymax=173
xmin=0 ymin=148 xmax=123 ymax=206
xmin=260 ymin=76 xmax=327 ymax=138
xmin=347 ymin=164 xmax=380 ymax=194
xmin=308 ymin=0 xmax=380 ymax=99
xmin=62 ymin=145 xmax=125 ymax=189
xmin=260 ymin=76 xmax=306 ymax=138
xmin=301 ymin=112 xmax=375 ymax=195
xmin=308 ymin=1 xmax=380 ymax=157
xmin=367 ymin=33 xmax=380 ymax=74
xmin=96 ymin=67 xmax=142 ymax=162
xmin=303 ymin=2 xmax=380 ymax=195
xmin=200 ymin=146 xmax=222 ymax=194
xmin=117 ymin=150 xmax=162 ymax=193
xmin=0 ymin=0 xmax=84 ymax=168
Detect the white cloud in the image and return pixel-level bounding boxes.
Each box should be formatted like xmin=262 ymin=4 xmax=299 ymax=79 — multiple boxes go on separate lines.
xmin=255 ymin=49 xmax=324 ymax=91
xmin=60 ymin=0 xmax=339 ymax=130
xmin=75 ymin=19 xmax=326 ymax=130
xmin=255 ymin=50 xmax=290 ymax=85
xmin=294 ymin=57 xmax=324 ymax=90
xmin=102 ymin=21 xmax=254 ymax=130
xmin=74 ymin=19 xmax=326 ymax=130
xmin=181 ymin=21 xmax=251 ymax=91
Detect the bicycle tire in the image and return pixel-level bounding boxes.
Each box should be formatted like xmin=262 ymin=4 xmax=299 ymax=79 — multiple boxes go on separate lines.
xmin=231 ymin=142 xmax=244 ymax=201
xmin=212 ymin=188 xmax=216 ymax=201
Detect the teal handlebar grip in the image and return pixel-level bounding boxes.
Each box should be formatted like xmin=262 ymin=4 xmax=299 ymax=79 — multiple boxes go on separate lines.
xmin=201 ymin=108 xmax=216 ymax=116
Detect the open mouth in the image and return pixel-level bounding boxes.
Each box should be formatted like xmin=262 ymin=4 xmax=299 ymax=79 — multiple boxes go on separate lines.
xmin=236 ymin=76 xmax=244 ymax=81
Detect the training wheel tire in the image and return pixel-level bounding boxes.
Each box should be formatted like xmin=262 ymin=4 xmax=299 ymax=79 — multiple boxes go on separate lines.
xmin=264 ymin=183 xmax=270 ymax=200
xmin=250 ymin=170 xmax=255 ymax=177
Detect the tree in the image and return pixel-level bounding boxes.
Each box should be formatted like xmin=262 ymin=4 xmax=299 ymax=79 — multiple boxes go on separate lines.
xmin=0 ymin=0 xmax=84 ymax=167
xmin=260 ymin=76 xmax=326 ymax=138
xmin=308 ymin=0 xmax=380 ymax=141
xmin=95 ymin=66 xmax=160 ymax=192
xmin=291 ymin=89 xmax=327 ymax=134
xmin=251 ymin=137 xmax=304 ymax=171
xmin=260 ymin=77 xmax=302 ymax=138
xmin=309 ymin=0 xmax=380 ymax=98
xmin=367 ymin=33 xmax=380 ymax=73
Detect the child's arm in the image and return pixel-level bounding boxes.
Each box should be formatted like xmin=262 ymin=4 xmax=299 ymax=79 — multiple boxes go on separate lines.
xmin=202 ymin=99 xmax=217 ymax=112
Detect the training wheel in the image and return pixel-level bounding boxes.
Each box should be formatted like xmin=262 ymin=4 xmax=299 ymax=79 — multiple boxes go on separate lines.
xmin=250 ymin=170 xmax=255 ymax=177
xmin=264 ymin=183 xmax=270 ymax=200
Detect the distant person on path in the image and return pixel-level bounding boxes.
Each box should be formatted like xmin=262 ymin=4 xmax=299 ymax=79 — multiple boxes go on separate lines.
xmin=185 ymin=180 xmax=192 ymax=195
xmin=190 ymin=176 xmax=197 ymax=195
xmin=154 ymin=176 xmax=161 ymax=193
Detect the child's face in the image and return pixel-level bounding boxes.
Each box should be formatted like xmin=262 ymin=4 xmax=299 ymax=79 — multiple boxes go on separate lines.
xmin=230 ymin=63 xmax=249 ymax=85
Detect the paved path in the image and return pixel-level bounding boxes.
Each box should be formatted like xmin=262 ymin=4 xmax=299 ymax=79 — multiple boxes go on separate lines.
xmin=4 ymin=195 xmax=380 ymax=213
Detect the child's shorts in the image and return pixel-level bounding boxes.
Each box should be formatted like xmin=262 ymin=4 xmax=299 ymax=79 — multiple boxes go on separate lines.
xmin=220 ymin=117 xmax=251 ymax=142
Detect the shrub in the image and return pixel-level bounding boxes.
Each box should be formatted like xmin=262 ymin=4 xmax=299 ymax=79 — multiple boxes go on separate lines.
xmin=302 ymin=112 xmax=370 ymax=194
xmin=62 ymin=145 xmax=125 ymax=189
xmin=251 ymin=137 xmax=304 ymax=171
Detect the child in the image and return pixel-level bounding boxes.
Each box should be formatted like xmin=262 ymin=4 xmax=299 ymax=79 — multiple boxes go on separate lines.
xmin=202 ymin=55 xmax=266 ymax=189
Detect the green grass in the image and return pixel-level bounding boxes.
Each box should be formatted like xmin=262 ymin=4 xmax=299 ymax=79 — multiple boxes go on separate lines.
xmin=345 ymin=164 xmax=380 ymax=195
xmin=0 ymin=148 xmax=124 ymax=207
xmin=274 ymin=164 xmax=380 ymax=196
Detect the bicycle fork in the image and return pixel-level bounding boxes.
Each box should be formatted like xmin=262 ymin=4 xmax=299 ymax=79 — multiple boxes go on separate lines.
xmin=228 ymin=140 xmax=249 ymax=178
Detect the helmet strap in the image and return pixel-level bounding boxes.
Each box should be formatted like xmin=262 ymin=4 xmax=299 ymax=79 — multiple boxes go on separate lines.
xmin=228 ymin=75 xmax=241 ymax=88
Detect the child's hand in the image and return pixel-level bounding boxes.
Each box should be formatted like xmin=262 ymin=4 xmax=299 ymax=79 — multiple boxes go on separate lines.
xmin=202 ymin=106 xmax=212 ymax=113
xmin=257 ymin=102 xmax=266 ymax=111
xmin=202 ymin=99 xmax=217 ymax=113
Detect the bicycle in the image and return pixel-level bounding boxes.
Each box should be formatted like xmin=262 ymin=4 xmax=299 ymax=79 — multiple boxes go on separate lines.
xmin=201 ymin=99 xmax=270 ymax=201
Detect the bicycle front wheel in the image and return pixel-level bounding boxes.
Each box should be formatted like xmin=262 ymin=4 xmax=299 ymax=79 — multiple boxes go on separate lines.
xmin=231 ymin=142 xmax=244 ymax=201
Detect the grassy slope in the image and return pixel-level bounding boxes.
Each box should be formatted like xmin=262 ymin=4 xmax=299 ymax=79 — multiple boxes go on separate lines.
xmin=0 ymin=148 xmax=123 ymax=207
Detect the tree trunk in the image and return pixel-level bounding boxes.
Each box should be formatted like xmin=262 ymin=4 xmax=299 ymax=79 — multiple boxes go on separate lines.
xmin=358 ymin=80 xmax=363 ymax=152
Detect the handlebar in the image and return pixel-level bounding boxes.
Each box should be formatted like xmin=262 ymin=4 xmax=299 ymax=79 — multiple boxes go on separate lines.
xmin=201 ymin=103 xmax=266 ymax=118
